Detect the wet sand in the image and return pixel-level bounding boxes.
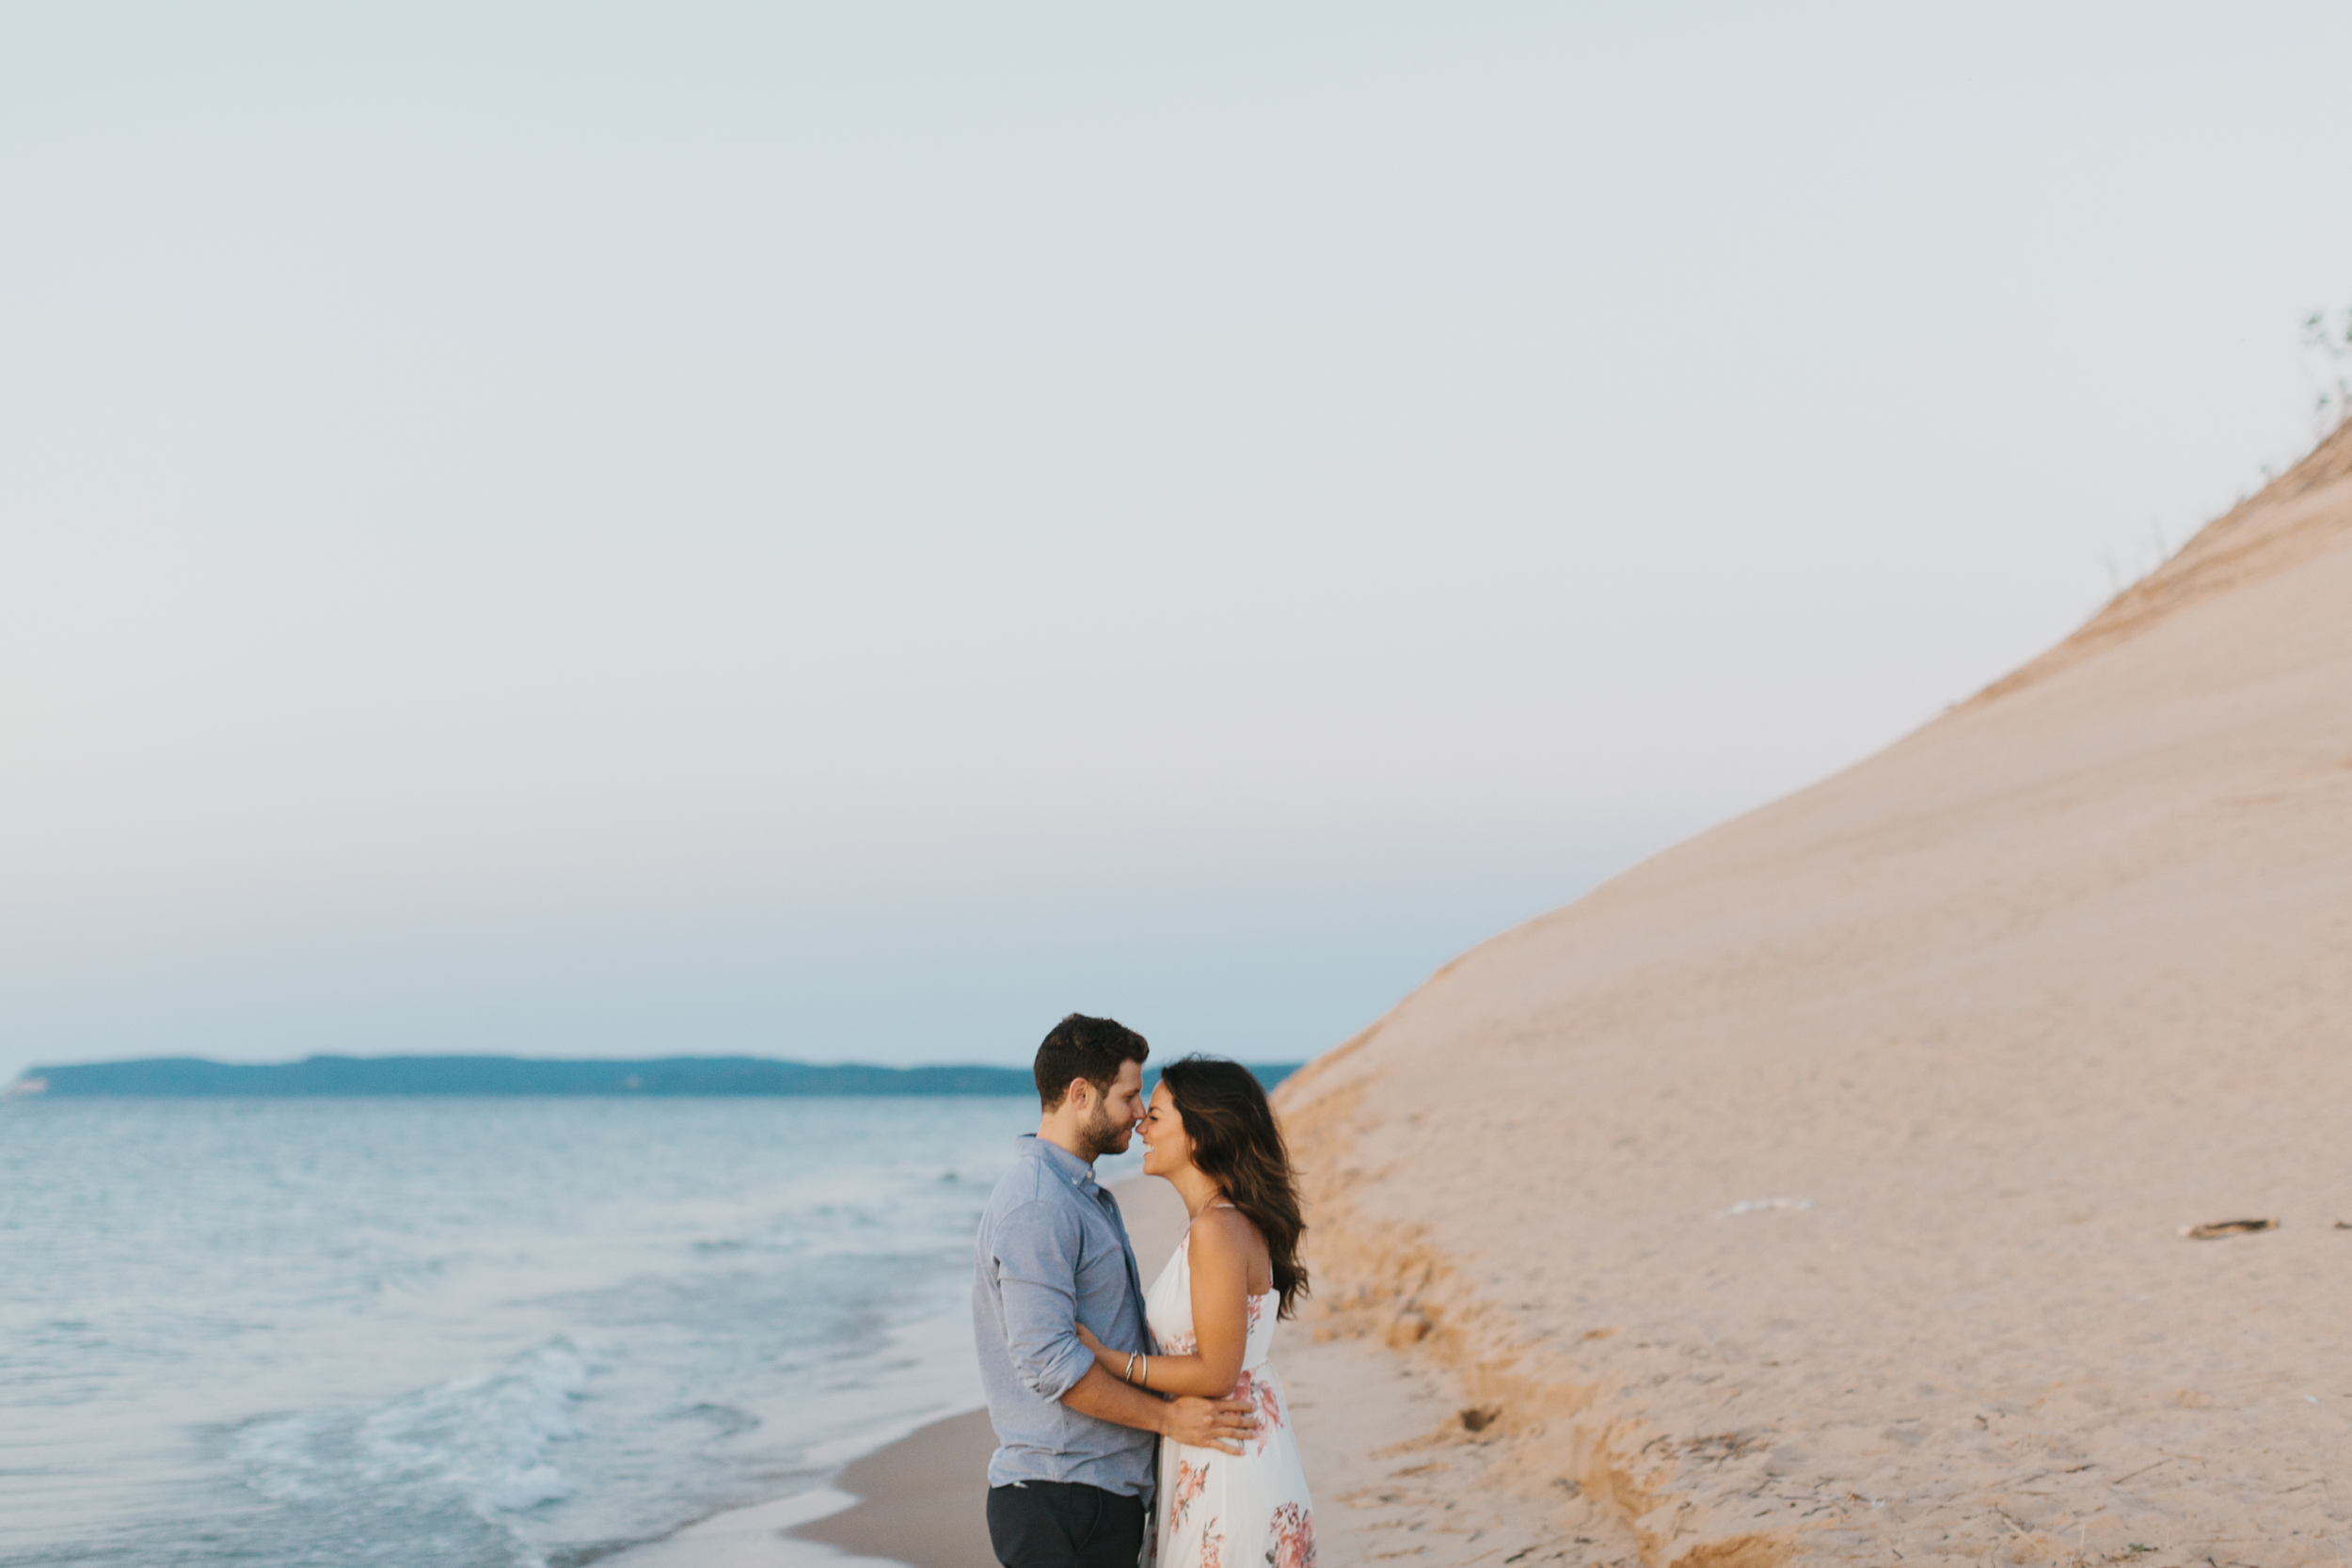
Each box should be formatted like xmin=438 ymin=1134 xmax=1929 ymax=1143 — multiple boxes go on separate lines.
xmin=786 ymin=1409 xmax=1000 ymax=1568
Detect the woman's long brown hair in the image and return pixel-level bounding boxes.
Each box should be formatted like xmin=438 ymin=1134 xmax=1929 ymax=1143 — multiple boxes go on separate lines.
xmin=1159 ymin=1055 xmax=1311 ymax=1318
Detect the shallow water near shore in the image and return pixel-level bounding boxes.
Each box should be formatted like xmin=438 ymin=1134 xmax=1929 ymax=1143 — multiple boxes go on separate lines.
xmin=0 ymin=1096 xmax=1072 ymax=1568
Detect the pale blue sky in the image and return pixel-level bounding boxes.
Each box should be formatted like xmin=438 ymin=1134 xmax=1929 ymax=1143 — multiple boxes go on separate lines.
xmin=6 ymin=4 xmax=2350 ymax=1081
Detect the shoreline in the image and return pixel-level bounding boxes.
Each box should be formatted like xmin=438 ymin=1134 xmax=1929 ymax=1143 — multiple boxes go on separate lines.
xmin=788 ymin=1175 xmax=1193 ymax=1567
xmin=563 ymin=1142 xmax=1616 ymax=1566
xmin=616 ymin=1174 xmax=1195 ymax=1568
xmin=595 ymin=1406 xmax=996 ymax=1568
xmin=785 ymin=1408 xmax=999 ymax=1567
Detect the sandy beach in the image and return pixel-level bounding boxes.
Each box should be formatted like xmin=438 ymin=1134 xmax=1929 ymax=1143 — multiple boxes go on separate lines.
xmin=1269 ymin=421 xmax=2352 ymax=1565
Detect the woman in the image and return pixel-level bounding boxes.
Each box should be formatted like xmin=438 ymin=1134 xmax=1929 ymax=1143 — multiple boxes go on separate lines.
xmin=1074 ymin=1055 xmax=1316 ymax=1568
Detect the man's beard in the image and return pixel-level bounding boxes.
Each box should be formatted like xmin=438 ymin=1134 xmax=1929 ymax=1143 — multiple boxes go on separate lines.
xmin=1076 ymin=1100 xmax=1132 ymax=1163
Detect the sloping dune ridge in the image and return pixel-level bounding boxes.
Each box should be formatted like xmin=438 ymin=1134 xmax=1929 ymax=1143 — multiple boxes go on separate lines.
xmin=1272 ymin=422 xmax=2352 ymax=1567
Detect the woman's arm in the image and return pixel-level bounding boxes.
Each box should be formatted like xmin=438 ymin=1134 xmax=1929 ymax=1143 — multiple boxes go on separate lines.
xmin=1073 ymin=1210 xmax=1254 ymax=1399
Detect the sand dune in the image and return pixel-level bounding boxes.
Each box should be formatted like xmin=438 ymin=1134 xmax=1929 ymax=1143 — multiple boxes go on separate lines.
xmin=1274 ymin=421 xmax=2352 ymax=1567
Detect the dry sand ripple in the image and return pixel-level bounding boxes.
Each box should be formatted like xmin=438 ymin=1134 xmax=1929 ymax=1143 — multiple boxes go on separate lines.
xmin=1274 ymin=423 xmax=2352 ymax=1567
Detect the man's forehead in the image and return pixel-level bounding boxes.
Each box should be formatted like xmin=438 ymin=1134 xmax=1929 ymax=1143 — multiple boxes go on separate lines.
xmin=1114 ymin=1059 xmax=1145 ymax=1089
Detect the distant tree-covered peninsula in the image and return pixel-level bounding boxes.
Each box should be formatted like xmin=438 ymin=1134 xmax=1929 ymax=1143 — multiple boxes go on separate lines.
xmin=7 ymin=1054 xmax=1302 ymax=1099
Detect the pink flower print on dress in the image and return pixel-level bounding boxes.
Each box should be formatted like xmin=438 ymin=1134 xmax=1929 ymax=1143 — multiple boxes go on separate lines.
xmin=1246 ymin=1293 xmax=1265 ymax=1334
xmin=1265 ymin=1502 xmax=1315 ymax=1568
xmin=1250 ymin=1372 xmax=1283 ymax=1434
xmin=1200 ymin=1520 xmax=1224 ymax=1568
xmin=1171 ymin=1456 xmax=1209 ymax=1528
xmin=1161 ymin=1331 xmax=1199 ymax=1355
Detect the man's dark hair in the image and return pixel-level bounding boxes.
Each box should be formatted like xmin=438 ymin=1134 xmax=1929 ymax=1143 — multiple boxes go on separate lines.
xmin=1033 ymin=1013 xmax=1149 ymax=1109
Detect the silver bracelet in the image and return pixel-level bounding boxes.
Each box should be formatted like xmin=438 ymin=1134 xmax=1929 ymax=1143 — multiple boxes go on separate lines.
xmin=1122 ymin=1350 xmax=1140 ymax=1384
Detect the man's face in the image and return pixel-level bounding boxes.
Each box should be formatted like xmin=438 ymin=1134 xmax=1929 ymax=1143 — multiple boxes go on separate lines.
xmin=1077 ymin=1059 xmax=1147 ymax=1160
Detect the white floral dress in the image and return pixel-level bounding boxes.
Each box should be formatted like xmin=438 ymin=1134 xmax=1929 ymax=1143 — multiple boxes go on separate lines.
xmin=1145 ymin=1208 xmax=1315 ymax=1568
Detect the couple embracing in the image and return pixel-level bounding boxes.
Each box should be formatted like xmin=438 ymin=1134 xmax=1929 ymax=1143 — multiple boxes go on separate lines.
xmin=973 ymin=1014 xmax=1316 ymax=1568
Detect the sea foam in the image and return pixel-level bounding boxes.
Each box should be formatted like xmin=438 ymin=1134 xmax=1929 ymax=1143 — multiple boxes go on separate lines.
xmin=234 ymin=1338 xmax=599 ymax=1516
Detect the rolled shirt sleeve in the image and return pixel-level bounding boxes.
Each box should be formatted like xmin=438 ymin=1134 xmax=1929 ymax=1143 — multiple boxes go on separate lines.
xmin=991 ymin=1199 xmax=1096 ymax=1400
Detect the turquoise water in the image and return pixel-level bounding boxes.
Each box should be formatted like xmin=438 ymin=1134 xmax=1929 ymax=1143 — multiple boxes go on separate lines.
xmin=0 ymin=1097 xmax=1073 ymax=1567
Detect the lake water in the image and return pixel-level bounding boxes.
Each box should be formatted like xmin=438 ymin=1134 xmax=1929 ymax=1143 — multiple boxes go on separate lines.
xmin=0 ymin=1097 xmax=1106 ymax=1568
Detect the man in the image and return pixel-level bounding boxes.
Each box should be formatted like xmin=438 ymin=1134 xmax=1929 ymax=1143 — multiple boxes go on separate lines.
xmin=974 ymin=1014 xmax=1259 ymax=1568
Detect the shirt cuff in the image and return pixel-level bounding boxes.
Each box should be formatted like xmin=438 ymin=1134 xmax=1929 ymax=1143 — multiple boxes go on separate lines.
xmin=1023 ymin=1333 xmax=1095 ymax=1401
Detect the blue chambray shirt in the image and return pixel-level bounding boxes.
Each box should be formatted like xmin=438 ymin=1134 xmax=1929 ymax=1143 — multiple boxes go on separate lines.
xmin=972 ymin=1133 xmax=1156 ymax=1496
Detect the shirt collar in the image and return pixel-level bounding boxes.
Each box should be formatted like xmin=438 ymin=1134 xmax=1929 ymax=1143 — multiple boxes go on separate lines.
xmin=1017 ymin=1132 xmax=1101 ymax=1190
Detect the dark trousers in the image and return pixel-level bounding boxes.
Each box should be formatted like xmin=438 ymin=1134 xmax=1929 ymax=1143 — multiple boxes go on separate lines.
xmin=986 ymin=1481 xmax=1147 ymax=1568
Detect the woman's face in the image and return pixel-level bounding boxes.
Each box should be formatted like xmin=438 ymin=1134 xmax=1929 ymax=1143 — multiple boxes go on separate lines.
xmin=1138 ymin=1084 xmax=1193 ymax=1179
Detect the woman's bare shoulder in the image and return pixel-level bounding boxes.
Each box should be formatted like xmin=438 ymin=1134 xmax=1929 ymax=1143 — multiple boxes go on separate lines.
xmin=1187 ymin=1203 xmax=1264 ymax=1260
